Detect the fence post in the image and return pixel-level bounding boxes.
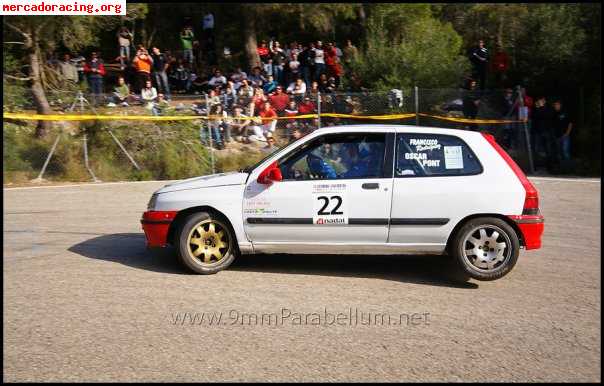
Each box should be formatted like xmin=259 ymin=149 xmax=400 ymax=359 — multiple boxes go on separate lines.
xmin=523 ymin=121 xmax=535 ymax=174
xmin=317 ymin=91 xmax=321 ymax=129
xmin=414 ymin=86 xmax=419 ymax=126
xmin=205 ymin=93 xmax=215 ymax=174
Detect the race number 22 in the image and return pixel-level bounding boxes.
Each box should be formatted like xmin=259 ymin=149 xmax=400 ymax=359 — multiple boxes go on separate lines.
xmin=316 ymin=195 xmax=343 ymax=215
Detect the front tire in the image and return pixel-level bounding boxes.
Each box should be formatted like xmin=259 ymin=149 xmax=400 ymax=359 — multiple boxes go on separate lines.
xmin=176 ymin=211 xmax=237 ymax=274
xmin=451 ymin=217 xmax=520 ymax=281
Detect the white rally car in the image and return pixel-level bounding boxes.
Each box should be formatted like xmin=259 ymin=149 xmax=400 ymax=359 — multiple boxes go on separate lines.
xmin=142 ymin=125 xmax=544 ymax=281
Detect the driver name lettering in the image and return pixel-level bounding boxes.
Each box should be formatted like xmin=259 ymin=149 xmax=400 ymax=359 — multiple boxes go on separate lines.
xmin=404 ymin=153 xmax=440 ymax=167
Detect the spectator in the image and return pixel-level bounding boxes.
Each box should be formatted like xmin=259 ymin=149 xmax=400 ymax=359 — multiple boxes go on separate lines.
xmin=532 ymin=96 xmax=556 ymax=170
xmin=462 ymin=79 xmax=480 ymax=120
xmin=228 ymin=105 xmax=253 ymax=143
xmin=108 ymin=76 xmax=130 ymax=106
xmin=309 ymin=81 xmax=320 ymax=95
xmin=238 ymin=79 xmax=254 ymax=99
xmin=83 ymin=52 xmax=106 ymax=105
xmin=208 ymin=69 xmax=227 ymax=89
xmin=313 ymin=40 xmax=326 ymax=81
xmin=470 ymin=39 xmax=489 ymax=90
xmin=116 ymin=26 xmax=133 ymax=66
xmin=132 ymin=47 xmax=153 ymax=94
xmin=150 ymin=46 xmax=171 ymax=100
xmin=284 ymin=100 xmax=299 ymax=138
xmin=500 ymin=87 xmax=517 ymax=148
xmin=268 ymin=85 xmax=290 ymax=115
xmin=173 ymin=58 xmax=191 ymax=93
xmin=249 ymin=101 xmax=278 ymax=142
xmin=206 ymin=88 xmax=221 ymax=108
xmin=230 ymin=67 xmax=248 ymax=90
xmin=298 ymin=43 xmax=314 ymax=89
xmin=207 ymin=103 xmax=228 ymax=149
xmin=271 ymin=41 xmax=287 ymax=85
xmin=491 ymin=44 xmax=510 ymax=89
xmin=552 ymin=100 xmax=573 ymax=162
xmin=252 ymin=87 xmax=268 ymax=112
xmin=154 ymin=93 xmax=171 ymax=115
xmin=263 ymin=75 xmax=278 ymax=94
xmin=180 ymin=26 xmax=195 ymax=66
xmin=287 ymin=77 xmax=306 ymax=102
xmin=221 ymin=83 xmax=237 ymax=112
xmin=325 ymin=42 xmax=343 ymax=88
xmin=72 ymin=52 xmax=86 ymax=83
xmin=263 ymin=132 xmax=277 ymax=153
xmin=286 ymin=52 xmax=300 ymax=87
xmin=141 ymin=80 xmax=159 ymax=114
xmin=318 ymin=73 xmax=331 ymax=93
xmin=248 ymin=66 xmax=266 ymax=88
xmin=263 ymin=58 xmax=274 ymax=78
xmin=342 ymin=39 xmax=358 ymax=67
xmin=298 ymin=96 xmax=316 ymax=114
xmin=257 ymin=41 xmax=270 ymax=63
xmin=57 ymin=53 xmax=78 ymax=84
xmin=201 ymin=12 xmax=215 ymax=42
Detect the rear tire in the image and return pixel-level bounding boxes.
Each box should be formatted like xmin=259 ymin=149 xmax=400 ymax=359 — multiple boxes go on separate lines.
xmin=450 ymin=217 xmax=520 ymax=281
xmin=176 ymin=211 xmax=237 ymax=274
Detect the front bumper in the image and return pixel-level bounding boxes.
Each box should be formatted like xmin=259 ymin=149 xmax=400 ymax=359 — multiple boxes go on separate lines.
xmin=141 ymin=211 xmax=178 ymax=247
xmin=508 ymin=215 xmax=544 ymax=250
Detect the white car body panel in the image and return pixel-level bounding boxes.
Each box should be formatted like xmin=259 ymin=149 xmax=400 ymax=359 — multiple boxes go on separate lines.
xmin=150 ymin=125 xmax=526 ymax=255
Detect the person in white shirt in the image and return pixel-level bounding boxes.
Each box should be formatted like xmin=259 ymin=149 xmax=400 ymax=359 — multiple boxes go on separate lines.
xmin=141 ymin=80 xmax=159 ymax=114
xmin=287 ymin=77 xmax=307 ymax=99
xmin=208 ymin=69 xmax=227 ymax=88
xmin=313 ymin=40 xmax=326 ymax=81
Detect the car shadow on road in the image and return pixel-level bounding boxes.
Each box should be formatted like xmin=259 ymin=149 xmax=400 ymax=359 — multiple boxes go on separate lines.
xmin=69 ymin=233 xmax=478 ymax=289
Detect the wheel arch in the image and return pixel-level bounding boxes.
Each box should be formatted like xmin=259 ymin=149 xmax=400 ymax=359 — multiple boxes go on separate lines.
xmin=446 ymin=213 xmax=525 ymax=252
xmin=167 ymin=205 xmax=238 ymax=249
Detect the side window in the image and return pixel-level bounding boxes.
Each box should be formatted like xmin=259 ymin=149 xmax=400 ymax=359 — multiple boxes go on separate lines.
xmin=279 ymin=133 xmax=386 ymax=181
xmin=396 ymin=133 xmax=482 ymax=177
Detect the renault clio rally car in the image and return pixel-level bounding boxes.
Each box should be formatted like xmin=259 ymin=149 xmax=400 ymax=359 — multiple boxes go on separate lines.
xmin=141 ymin=125 xmax=544 ymax=281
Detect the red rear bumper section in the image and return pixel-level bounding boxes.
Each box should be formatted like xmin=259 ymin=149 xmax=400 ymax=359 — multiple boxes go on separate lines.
xmin=141 ymin=211 xmax=178 ymax=248
xmin=508 ymin=215 xmax=545 ymax=250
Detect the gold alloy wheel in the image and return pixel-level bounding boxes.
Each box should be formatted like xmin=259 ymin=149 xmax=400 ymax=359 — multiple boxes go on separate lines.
xmin=187 ymin=220 xmax=231 ymax=265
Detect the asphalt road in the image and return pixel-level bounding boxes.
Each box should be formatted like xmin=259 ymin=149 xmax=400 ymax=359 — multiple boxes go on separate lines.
xmin=3 ymin=177 xmax=601 ymax=382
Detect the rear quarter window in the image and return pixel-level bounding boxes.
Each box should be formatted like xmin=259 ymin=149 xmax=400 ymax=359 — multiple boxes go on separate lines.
xmin=396 ymin=133 xmax=482 ymax=177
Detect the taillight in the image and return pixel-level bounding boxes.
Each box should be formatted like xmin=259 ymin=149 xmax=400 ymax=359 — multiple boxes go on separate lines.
xmin=481 ymin=132 xmax=540 ymax=215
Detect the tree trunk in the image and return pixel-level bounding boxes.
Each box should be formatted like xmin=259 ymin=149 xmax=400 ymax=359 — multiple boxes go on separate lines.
xmin=29 ymin=39 xmax=52 ymax=138
xmin=242 ymin=11 xmax=260 ymax=69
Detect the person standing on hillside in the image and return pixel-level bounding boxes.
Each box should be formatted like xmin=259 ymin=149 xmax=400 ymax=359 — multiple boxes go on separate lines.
xmin=470 ymin=39 xmax=489 ymax=90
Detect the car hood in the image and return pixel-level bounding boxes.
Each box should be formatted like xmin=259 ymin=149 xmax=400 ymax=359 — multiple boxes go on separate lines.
xmin=156 ymin=172 xmax=248 ymax=193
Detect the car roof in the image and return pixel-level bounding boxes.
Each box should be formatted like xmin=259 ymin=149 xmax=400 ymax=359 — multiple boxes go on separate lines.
xmin=313 ymin=124 xmax=483 ymax=139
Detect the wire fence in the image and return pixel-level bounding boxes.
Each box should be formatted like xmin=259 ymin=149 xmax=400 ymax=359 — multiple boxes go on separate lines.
xmin=4 ymin=87 xmax=541 ymax=185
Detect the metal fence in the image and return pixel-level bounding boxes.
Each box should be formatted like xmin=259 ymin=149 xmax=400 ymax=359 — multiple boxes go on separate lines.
xmin=3 ymin=87 xmax=539 ymax=184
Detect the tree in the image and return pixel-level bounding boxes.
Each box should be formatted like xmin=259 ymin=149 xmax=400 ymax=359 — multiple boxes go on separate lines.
xmin=350 ymin=4 xmax=469 ymax=90
xmin=3 ymin=4 xmax=147 ymax=138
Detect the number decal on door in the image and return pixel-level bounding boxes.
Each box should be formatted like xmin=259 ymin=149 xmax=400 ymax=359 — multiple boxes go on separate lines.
xmin=317 ymin=195 xmax=344 ymax=215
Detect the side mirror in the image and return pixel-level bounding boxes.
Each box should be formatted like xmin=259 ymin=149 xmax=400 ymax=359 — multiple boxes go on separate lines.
xmin=257 ymin=162 xmax=283 ymax=184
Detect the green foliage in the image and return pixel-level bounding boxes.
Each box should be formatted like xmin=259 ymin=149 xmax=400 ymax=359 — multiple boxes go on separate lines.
xmin=350 ymin=4 xmax=469 ymax=90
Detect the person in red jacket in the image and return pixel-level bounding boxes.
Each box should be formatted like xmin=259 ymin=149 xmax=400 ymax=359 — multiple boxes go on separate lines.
xmin=268 ymin=85 xmax=290 ymax=115
xmin=257 ymin=41 xmax=270 ymax=64
xmin=84 ymin=52 xmax=106 ymax=105
xmin=258 ymin=100 xmax=278 ymax=136
xmin=325 ymin=42 xmax=343 ymax=88
xmin=491 ymin=47 xmax=510 ymax=89
xmin=298 ymin=96 xmax=316 ymax=115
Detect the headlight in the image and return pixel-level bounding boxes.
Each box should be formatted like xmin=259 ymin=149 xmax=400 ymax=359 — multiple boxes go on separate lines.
xmin=147 ymin=193 xmax=158 ymax=211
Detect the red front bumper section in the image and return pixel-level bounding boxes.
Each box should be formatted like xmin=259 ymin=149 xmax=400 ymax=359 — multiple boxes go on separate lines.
xmin=141 ymin=211 xmax=178 ymax=247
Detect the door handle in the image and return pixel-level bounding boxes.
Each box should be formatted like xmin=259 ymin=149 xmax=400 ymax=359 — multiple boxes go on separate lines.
xmin=362 ymin=183 xmax=379 ymax=190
